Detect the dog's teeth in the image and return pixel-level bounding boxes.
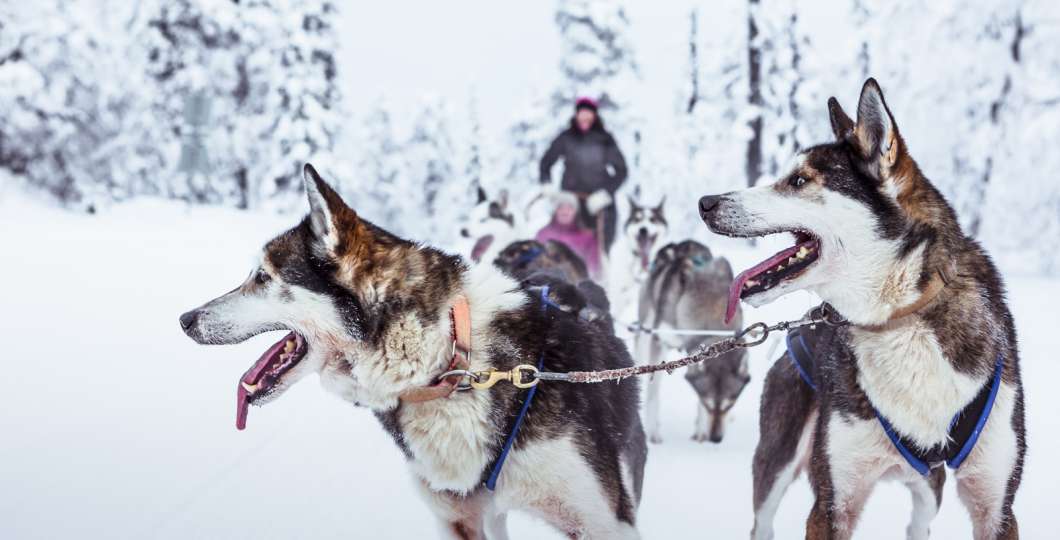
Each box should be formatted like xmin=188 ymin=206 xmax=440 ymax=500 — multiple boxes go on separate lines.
xmin=796 ymin=246 xmax=809 ymax=259
xmin=284 ymin=340 xmax=295 ymax=353
xmin=242 ymin=381 xmax=259 ymax=393
xmin=745 ymin=279 xmax=758 ymax=288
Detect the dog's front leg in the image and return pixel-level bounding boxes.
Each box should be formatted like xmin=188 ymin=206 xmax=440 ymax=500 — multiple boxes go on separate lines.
xmin=638 ymin=333 xmax=665 ymax=444
xmin=415 ymin=480 xmax=488 ymax=540
xmin=483 ymin=511 xmax=509 ymax=540
xmin=805 ymin=415 xmax=886 ymax=539
xmin=954 ymin=384 xmax=1024 ymax=540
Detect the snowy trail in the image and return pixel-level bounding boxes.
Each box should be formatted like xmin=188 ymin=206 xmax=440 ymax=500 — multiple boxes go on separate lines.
xmin=0 ymin=197 xmax=1054 ymax=539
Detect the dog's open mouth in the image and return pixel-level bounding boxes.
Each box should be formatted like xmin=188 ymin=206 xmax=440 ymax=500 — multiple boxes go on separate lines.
xmin=235 ymin=331 xmax=307 ymax=430
xmin=726 ymin=231 xmax=820 ymax=322
xmin=471 ymin=234 xmax=494 ymax=263
xmin=635 ymin=232 xmax=654 ymax=272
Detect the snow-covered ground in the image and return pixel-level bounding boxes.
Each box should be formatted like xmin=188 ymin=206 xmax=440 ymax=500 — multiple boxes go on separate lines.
xmin=1 ymin=194 xmax=1056 ymax=539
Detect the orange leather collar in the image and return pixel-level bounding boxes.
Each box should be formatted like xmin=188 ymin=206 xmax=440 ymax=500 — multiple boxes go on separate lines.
xmin=399 ymin=295 xmax=472 ymax=403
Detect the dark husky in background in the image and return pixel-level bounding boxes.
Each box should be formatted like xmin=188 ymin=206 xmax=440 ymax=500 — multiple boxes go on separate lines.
xmin=700 ymin=79 xmax=1025 ymax=539
xmin=493 ymin=238 xmax=589 ymax=283
xmin=179 ymin=165 xmax=647 ymax=539
xmin=636 ymin=240 xmax=748 ymax=444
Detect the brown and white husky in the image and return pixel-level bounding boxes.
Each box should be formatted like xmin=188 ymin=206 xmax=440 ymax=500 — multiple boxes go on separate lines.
xmin=180 ymin=165 xmax=647 ymax=539
xmin=699 ymin=79 xmax=1025 ymax=539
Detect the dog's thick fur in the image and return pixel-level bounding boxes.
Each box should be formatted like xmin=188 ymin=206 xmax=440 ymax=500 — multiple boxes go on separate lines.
xmin=700 ymin=79 xmax=1025 ymax=539
xmin=636 ymin=240 xmax=748 ymax=444
xmin=181 ymin=166 xmax=647 ymax=539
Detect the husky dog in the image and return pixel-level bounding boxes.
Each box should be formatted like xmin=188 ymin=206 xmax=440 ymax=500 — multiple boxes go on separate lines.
xmin=180 ymin=165 xmax=647 ymax=539
xmin=461 ymin=187 xmax=520 ymax=265
xmin=699 ymin=79 xmax=1025 ymax=539
xmin=493 ymin=239 xmax=589 ymax=284
xmin=623 ymin=196 xmax=668 ymax=282
xmin=636 ymin=240 xmax=748 ymax=444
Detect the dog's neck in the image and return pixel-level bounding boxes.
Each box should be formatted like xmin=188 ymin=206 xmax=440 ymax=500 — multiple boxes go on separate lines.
xmin=377 ymin=263 xmax=526 ymax=491
xmin=817 ymin=239 xmax=938 ymax=326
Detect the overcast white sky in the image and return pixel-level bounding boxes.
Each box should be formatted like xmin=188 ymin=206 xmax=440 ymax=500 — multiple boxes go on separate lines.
xmin=338 ymin=1 xmax=698 ymax=140
xmin=340 ymin=2 xmax=558 ymax=135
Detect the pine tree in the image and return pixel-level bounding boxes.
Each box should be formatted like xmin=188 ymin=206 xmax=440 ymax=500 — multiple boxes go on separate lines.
xmin=0 ymin=1 xmax=159 ymax=211
xmin=403 ymin=96 xmax=457 ymax=236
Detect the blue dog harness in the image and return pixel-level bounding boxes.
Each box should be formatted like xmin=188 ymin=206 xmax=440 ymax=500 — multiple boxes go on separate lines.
xmin=511 ymin=245 xmax=545 ymax=269
xmin=785 ymin=320 xmax=1004 ymax=475
xmin=484 ymin=285 xmax=556 ymax=490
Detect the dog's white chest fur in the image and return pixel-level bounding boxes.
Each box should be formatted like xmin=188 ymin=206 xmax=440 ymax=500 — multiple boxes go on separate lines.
xmin=850 ymin=321 xmax=982 ymax=449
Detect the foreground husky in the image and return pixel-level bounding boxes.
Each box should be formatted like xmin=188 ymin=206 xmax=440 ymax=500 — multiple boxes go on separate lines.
xmin=699 ymin=79 xmax=1024 ymax=539
xmin=180 ymin=166 xmax=647 ymax=539
xmin=636 ymin=240 xmax=747 ymax=444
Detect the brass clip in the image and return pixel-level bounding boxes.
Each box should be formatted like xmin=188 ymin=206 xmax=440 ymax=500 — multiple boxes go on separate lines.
xmin=469 ymin=365 xmax=540 ymax=390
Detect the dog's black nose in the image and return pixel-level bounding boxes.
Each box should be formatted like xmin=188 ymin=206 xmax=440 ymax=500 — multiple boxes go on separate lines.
xmin=698 ymin=195 xmax=723 ymax=218
xmin=179 ymin=310 xmax=199 ymax=332
xmin=460 ymin=228 xmax=470 ymax=238
xmin=709 ymin=433 xmax=723 ymax=444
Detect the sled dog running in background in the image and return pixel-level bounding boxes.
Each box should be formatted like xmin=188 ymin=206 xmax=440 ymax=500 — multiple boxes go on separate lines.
xmin=636 ymin=240 xmax=748 ymax=444
xmin=179 ymin=165 xmax=647 ymax=539
xmin=700 ymin=79 xmax=1025 ymax=539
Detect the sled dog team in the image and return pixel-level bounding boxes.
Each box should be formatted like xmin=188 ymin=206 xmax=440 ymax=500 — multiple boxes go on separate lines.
xmin=181 ymin=80 xmax=1025 ymax=539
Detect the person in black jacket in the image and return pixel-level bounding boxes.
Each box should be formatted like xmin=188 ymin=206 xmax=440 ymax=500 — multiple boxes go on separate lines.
xmin=539 ymin=97 xmax=628 ymax=254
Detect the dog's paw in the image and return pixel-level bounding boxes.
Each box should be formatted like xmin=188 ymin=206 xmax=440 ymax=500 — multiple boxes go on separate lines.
xmin=691 ymin=432 xmax=708 ymax=443
xmin=649 ymin=432 xmax=664 ymax=444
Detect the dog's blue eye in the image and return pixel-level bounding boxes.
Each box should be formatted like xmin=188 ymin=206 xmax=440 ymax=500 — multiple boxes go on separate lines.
xmin=789 ymin=176 xmax=808 ymax=188
xmin=255 ymin=269 xmax=271 ymax=285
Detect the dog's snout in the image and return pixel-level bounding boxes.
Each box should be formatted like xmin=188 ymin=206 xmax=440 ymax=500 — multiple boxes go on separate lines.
xmin=179 ymin=310 xmax=200 ymax=332
xmin=698 ymin=195 xmax=723 ymax=218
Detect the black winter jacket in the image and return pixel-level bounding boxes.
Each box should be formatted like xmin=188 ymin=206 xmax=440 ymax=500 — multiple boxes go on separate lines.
xmin=539 ymin=126 xmax=628 ymax=195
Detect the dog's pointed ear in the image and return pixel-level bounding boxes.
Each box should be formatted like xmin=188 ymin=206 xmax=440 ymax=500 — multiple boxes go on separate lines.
xmin=626 ymin=194 xmax=638 ymax=210
xmin=655 ymin=195 xmax=666 ymax=212
xmin=496 ymin=188 xmax=509 ymax=209
xmin=828 ymin=97 xmax=854 ymax=142
xmin=853 ymin=78 xmax=900 ymax=168
xmin=475 ymin=185 xmax=488 ymax=205
xmin=303 ymin=163 xmax=356 ymax=245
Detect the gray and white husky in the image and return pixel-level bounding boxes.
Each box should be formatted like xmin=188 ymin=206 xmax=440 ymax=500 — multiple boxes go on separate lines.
xmin=623 ymin=195 xmax=668 ymax=283
xmin=180 ymin=165 xmax=647 ymax=539
xmin=636 ymin=240 xmax=748 ymax=444
xmin=700 ymin=79 xmax=1025 ymax=539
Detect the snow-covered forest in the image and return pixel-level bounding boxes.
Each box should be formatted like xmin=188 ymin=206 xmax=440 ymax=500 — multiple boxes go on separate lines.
xmin=2 ymin=0 xmax=1058 ymax=272
xmin=4 ymin=2 xmax=1060 ymax=539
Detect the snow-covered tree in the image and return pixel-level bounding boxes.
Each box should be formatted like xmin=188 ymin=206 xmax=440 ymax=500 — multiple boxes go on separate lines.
xmin=253 ymin=0 xmax=343 ymax=210
xmin=401 ymin=96 xmax=458 ymax=237
xmin=504 ymin=92 xmax=558 ymax=187
xmin=0 ymin=1 xmax=161 ymax=211
xmin=551 ymin=0 xmax=642 ymax=168
xmin=350 ymin=99 xmax=405 ymax=226
xmin=141 ymin=0 xmax=341 ymax=209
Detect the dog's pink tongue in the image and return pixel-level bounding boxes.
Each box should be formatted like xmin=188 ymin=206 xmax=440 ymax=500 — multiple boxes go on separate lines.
xmin=234 ymin=332 xmax=294 ymax=431
xmin=726 ymin=270 xmax=751 ymax=325
xmin=725 ymin=244 xmax=804 ymax=324
xmin=236 ymin=386 xmax=249 ymax=431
